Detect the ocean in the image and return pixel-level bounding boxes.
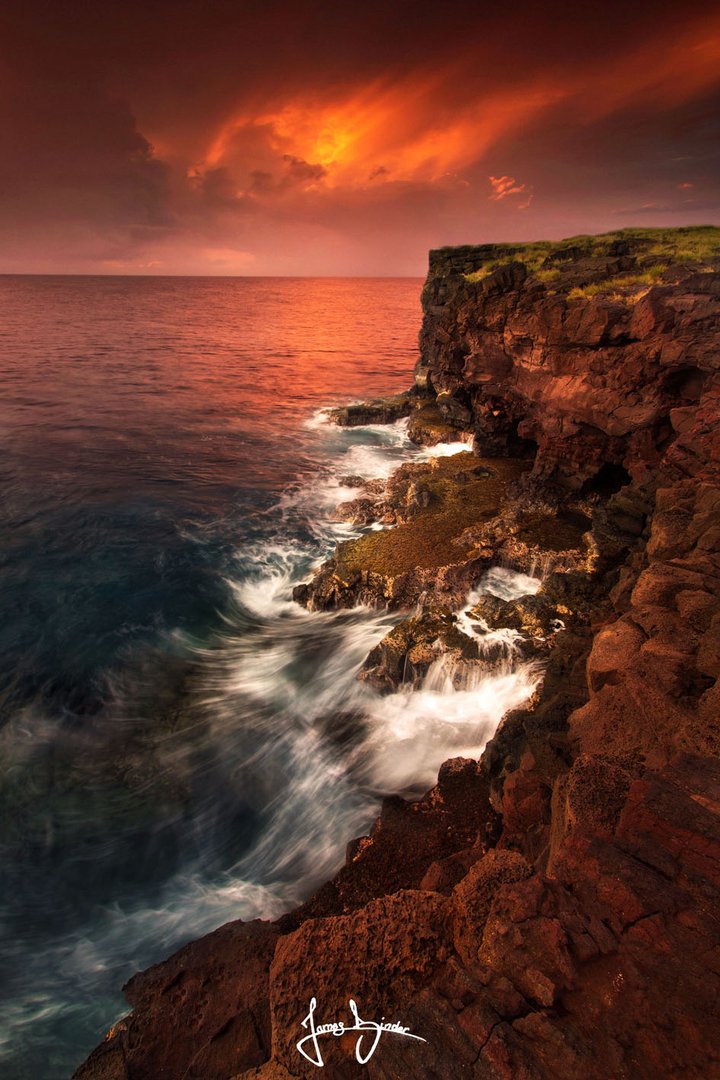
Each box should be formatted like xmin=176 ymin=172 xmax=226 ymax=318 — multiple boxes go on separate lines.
xmin=0 ymin=276 xmax=539 ymax=1078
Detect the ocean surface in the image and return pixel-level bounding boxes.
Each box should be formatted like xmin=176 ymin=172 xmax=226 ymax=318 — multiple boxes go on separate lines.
xmin=0 ymin=276 xmax=540 ymax=1079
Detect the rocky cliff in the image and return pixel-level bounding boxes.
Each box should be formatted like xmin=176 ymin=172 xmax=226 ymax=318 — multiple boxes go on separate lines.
xmin=76 ymin=228 xmax=720 ymax=1080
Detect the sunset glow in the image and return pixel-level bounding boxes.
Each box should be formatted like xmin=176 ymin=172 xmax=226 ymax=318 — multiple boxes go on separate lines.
xmin=201 ymin=78 xmax=567 ymax=190
xmin=0 ymin=1 xmax=718 ymax=274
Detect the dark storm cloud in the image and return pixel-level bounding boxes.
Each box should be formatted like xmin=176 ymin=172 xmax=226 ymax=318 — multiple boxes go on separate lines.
xmin=0 ymin=0 xmax=718 ymax=272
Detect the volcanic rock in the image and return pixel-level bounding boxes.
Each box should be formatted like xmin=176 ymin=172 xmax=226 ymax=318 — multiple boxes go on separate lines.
xmin=76 ymin=229 xmax=720 ymax=1080
xmin=325 ymin=392 xmax=415 ymax=427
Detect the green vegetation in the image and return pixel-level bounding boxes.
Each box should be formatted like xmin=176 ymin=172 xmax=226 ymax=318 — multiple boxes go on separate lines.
xmin=464 ymin=242 xmax=556 ymax=282
xmin=534 ymin=267 xmax=561 ymax=284
xmin=335 ymin=453 xmax=528 ymax=577
xmin=567 ymin=264 xmax=668 ymax=301
xmin=462 ymin=226 xmax=720 ymax=294
xmin=642 ymin=226 xmax=720 ymax=263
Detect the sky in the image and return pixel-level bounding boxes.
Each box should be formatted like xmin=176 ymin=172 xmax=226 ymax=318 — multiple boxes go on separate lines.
xmin=1 ymin=0 xmax=719 ymax=275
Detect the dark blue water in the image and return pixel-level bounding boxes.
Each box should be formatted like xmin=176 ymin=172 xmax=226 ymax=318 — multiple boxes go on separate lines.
xmin=0 ymin=276 xmax=419 ymax=714
xmin=0 ymin=276 xmax=422 ymax=1077
xmin=0 ymin=276 xmax=539 ymax=1079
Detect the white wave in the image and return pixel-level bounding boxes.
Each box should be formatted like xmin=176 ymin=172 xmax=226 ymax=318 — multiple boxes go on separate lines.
xmin=304 ymin=407 xmax=333 ymax=430
xmin=0 ymin=409 xmax=547 ymax=1072
xmin=359 ymin=662 xmax=541 ymax=794
xmin=419 ymin=440 xmax=473 ymax=458
xmin=477 ymin=565 xmax=542 ymax=601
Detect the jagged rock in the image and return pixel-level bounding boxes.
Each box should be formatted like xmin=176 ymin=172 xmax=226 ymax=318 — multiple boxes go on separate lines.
xmin=332 ymin=495 xmax=380 ymax=525
xmin=468 ymin=592 xmax=564 ymax=639
xmin=337 ymin=474 xmax=367 ymax=487
xmin=77 ymin=756 xmax=720 ymax=1080
xmin=436 ymin=389 xmax=473 ymax=424
xmin=74 ymin=919 xmax=281 ymax=1080
xmin=406 ymin=399 xmax=471 ymax=446
xmin=358 ymin=607 xmax=479 ymax=691
xmin=325 ymin=392 xmax=415 ymax=426
xmin=77 ymin=231 xmax=720 ymax=1080
xmin=295 ymin=454 xmax=529 ymax=610
xmin=421 ymin=241 xmax=720 ymax=489
xmin=286 ymin=757 xmax=499 ymax=921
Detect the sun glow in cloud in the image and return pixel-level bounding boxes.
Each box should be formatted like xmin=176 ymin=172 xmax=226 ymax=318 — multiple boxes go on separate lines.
xmin=195 ymin=15 xmax=720 ymax=209
xmin=199 ymin=75 xmax=566 ymax=193
xmin=1 ymin=0 xmax=719 ymax=274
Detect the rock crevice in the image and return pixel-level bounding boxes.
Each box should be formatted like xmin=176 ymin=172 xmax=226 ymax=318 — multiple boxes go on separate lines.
xmin=76 ymin=228 xmax=720 ymax=1080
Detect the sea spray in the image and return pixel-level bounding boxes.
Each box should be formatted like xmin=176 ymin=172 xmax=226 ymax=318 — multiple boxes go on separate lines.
xmin=1 ymin=414 xmax=543 ymax=1073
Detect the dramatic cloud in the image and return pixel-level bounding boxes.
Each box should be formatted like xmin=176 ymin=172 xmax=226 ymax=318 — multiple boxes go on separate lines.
xmin=488 ymin=176 xmax=532 ymax=208
xmin=0 ymin=0 xmax=718 ymax=273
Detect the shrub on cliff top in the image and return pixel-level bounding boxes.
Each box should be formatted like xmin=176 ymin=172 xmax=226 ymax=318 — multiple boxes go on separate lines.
xmin=464 ymin=242 xmax=554 ymax=282
xmin=462 ymin=226 xmax=720 ymax=288
xmin=568 ymin=264 xmax=669 ymax=301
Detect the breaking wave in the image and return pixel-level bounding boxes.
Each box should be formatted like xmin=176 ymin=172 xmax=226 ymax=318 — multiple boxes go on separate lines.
xmin=1 ymin=416 xmax=542 ymax=1076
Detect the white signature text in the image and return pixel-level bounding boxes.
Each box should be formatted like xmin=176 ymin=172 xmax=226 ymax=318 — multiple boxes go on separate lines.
xmin=296 ymin=997 xmax=426 ymax=1067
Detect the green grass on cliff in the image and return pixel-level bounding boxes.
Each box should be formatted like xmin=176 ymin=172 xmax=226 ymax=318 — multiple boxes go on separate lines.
xmin=463 ymin=226 xmax=720 ymax=291
xmin=567 ymin=263 xmax=668 ymax=300
xmin=643 ymin=226 xmax=720 ymax=263
xmin=463 ymin=242 xmax=555 ymax=282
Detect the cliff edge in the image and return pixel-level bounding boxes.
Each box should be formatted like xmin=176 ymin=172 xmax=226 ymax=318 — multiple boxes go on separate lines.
xmin=76 ymin=228 xmax=720 ymax=1080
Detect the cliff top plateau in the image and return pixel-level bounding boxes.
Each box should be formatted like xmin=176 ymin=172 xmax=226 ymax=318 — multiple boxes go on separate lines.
xmin=76 ymin=227 xmax=720 ymax=1080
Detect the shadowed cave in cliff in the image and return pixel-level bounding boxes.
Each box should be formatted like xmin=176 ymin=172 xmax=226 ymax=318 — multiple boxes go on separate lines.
xmin=662 ymin=365 xmax=707 ymax=401
xmin=580 ymin=460 xmax=631 ymax=496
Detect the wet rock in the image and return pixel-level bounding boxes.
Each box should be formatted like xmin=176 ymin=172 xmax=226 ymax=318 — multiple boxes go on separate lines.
xmin=337 ymin=474 xmax=366 ymax=488
xmin=468 ymin=592 xmax=565 ymax=641
xmin=294 ymin=454 xmax=528 ymax=610
xmin=325 ymin=391 xmax=415 ymax=426
xmin=288 ymin=757 xmax=499 ymax=920
xmin=88 ymin=752 xmax=720 ymax=1080
xmin=454 ymin=493 xmax=593 ymax=578
xmin=358 ymin=608 xmax=476 ymax=691
xmin=406 ymin=400 xmax=471 ymax=447
xmin=78 ymin=232 xmax=720 ymax=1080
xmin=333 ymin=495 xmax=380 ymax=525
xmin=76 ymin=748 xmax=720 ymax=1080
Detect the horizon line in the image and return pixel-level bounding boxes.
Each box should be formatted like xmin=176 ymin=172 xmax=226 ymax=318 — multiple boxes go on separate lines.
xmin=0 ymin=272 xmax=426 ymax=280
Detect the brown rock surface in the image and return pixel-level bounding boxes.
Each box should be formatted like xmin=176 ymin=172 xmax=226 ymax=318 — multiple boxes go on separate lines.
xmin=76 ymin=231 xmax=720 ymax=1080
xmin=74 ymin=920 xmax=281 ymax=1080
xmin=421 ymin=238 xmax=719 ymax=490
xmin=325 ymin=393 xmax=415 ymax=427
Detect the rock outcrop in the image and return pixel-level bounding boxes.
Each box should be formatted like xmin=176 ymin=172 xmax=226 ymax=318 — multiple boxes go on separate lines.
xmin=325 ymin=392 xmax=415 ymax=427
xmin=76 ymin=228 xmax=720 ymax=1080
xmin=419 ymin=230 xmax=719 ymax=491
xmin=294 ymin=454 xmax=592 ymax=613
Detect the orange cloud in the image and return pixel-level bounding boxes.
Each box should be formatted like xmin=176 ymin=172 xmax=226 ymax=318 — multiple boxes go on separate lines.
xmin=199 ymin=74 xmax=565 ymax=192
xmin=489 ymin=176 xmax=534 ymax=210
xmin=581 ymin=16 xmax=720 ymax=117
xmin=195 ymin=13 xmax=720 ymax=207
xmin=489 ymin=176 xmax=527 ymax=200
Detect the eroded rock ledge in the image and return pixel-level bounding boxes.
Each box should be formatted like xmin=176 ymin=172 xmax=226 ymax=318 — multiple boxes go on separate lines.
xmin=76 ymin=228 xmax=720 ymax=1080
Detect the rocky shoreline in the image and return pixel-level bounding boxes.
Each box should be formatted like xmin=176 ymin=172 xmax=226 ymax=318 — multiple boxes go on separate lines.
xmin=76 ymin=228 xmax=720 ymax=1080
